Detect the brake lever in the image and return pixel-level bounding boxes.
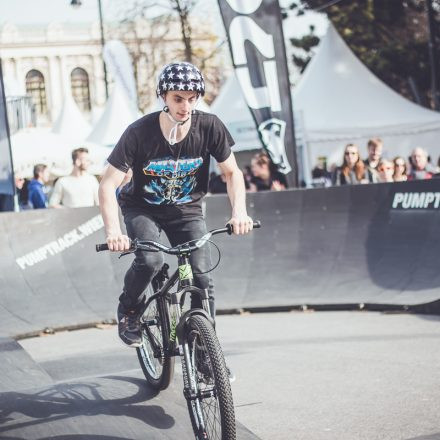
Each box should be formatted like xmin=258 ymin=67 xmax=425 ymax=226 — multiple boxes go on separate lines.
xmin=118 ymin=238 xmax=137 ymax=259
xmin=118 ymin=250 xmax=134 ymax=259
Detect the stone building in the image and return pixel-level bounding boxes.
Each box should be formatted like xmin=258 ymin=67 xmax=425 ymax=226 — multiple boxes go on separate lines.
xmin=0 ymin=15 xmax=227 ymax=126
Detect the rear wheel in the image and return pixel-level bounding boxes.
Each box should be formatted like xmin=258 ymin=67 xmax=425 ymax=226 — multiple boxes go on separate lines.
xmin=136 ymin=296 xmax=174 ymax=390
xmin=184 ymin=314 xmax=236 ymax=440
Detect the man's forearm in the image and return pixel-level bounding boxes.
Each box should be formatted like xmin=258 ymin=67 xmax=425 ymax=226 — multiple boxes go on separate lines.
xmin=99 ymin=185 xmax=122 ymax=235
xmin=225 ymin=169 xmax=247 ymax=216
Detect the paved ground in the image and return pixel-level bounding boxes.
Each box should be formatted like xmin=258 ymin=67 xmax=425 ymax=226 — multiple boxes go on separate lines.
xmin=1 ymin=311 xmax=439 ymax=440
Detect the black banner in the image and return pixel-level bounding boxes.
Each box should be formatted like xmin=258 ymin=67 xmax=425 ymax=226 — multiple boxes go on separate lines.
xmin=0 ymin=59 xmax=14 ymax=198
xmin=217 ymin=0 xmax=298 ymax=187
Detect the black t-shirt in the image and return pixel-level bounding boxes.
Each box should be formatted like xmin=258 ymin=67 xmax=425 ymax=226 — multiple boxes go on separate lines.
xmin=107 ymin=110 xmax=233 ymax=216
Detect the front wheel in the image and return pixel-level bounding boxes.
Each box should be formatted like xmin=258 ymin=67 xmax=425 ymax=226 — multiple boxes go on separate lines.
xmin=184 ymin=314 xmax=236 ymax=440
xmin=136 ymin=296 xmax=174 ymax=390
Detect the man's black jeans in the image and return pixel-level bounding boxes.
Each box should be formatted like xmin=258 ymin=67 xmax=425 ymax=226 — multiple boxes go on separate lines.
xmin=119 ymin=208 xmax=214 ymax=316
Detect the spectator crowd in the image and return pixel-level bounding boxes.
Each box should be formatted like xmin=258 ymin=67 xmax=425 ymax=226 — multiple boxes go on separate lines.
xmin=310 ymin=138 xmax=440 ymax=188
xmin=14 ymin=147 xmax=100 ymax=211
xmin=7 ymin=137 xmax=440 ymax=212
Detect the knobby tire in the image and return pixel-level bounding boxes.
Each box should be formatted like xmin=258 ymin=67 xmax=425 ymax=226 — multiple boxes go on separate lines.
xmin=185 ymin=314 xmax=236 ymax=440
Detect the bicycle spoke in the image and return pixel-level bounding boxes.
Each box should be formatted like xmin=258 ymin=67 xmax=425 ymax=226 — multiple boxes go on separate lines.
xmin=137 ymin=295 xmax=174 ymax=390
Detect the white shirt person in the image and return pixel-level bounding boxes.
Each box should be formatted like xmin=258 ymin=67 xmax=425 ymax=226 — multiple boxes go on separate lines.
xmin=49 ymin=148 xmax=99 ymax=208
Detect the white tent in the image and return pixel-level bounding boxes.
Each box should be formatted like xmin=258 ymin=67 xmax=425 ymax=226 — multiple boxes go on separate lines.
xmin=212 ymin=23 xmax=440 ymax=168
xmin=11 ymin=128 xmax=112 ymax=177
xmin=87 ymin=83 xmax=141 ymax=146
xmin=295 ymin=23 xmax=440 ymax=167
xmin=210 ymin=76 xmax=261 ymax=152
xmin=51 ymin=92 xmax=91 ymax=141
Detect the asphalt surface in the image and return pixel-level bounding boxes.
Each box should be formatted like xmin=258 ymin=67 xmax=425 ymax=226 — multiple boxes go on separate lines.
xmin=1 ymin=311 xmax=439 ymax=440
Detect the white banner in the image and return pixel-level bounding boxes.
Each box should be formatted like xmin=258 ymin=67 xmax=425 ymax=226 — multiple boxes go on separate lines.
xmin=103 ymin=40 xmax=138 ymax=109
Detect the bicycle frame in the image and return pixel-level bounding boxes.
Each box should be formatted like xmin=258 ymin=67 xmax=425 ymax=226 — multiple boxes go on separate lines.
xmin=143 ymin=251 xmax=215 ymax=413
xmin=145 ymin=251 xmax=213 ymax=339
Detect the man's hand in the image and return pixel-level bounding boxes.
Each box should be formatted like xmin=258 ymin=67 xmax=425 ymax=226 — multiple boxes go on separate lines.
xmin=106 ymin=233 xmax=131 ymax=252
xmin=228 ymin=215 xmax=254 ymax=235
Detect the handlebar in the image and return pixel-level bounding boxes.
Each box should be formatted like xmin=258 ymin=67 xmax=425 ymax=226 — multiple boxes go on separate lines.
xmin=96 ymin=221 xmax=261 ymax=255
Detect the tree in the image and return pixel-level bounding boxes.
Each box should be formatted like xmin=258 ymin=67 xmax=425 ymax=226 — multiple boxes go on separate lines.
xmin=283 ymin=0 xmax=440 ymax=109
xmin=112 ymin=0 xmax=225 ymax=111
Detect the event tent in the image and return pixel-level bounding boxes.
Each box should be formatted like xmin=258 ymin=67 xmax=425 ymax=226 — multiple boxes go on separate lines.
xmin=295 ymin=23 xmax=440 ymax=167
xmin=212 ymin=23 xmax=440 ymax=169
xmin=87 ymin=83 xmax=140 ymax=146
xmin=51 ymin=92 xmax=91 ymax=141
xmin=210 ymin=76 xmax=261 ymax=152
xmin=11 ymin=128 xmax=112 ymax=177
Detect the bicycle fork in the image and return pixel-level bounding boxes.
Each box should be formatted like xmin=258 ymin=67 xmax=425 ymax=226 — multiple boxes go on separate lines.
xmin=169 ymin=253 xmax=213 ymax=430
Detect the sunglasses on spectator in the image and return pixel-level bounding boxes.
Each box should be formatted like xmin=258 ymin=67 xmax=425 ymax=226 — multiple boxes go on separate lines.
xmin=345 ymin=152 xmax=358 ymax=155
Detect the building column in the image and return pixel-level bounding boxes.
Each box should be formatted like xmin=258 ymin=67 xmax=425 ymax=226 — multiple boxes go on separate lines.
xmin=92 ymin=54 xmax=106 ymax=107
xmin=48 ymin=56 xmax=62 ymax=122
xmin=14 ymin=58 xmax=25 ymax=93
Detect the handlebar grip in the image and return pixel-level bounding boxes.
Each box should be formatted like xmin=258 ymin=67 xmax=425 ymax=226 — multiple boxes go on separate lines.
xmin=226 ymin=220 xmax=262 ymax=234
xmin=96 ymin=243 xmax=109 ymax=252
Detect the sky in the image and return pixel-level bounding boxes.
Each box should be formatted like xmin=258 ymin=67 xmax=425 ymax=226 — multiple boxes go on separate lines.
xmin=0 ymin=0 xmax=328 ymax=40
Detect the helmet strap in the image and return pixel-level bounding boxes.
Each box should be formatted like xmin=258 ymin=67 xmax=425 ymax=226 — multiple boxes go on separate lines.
xmin=163 ymin=108 xmax=190 ymax=145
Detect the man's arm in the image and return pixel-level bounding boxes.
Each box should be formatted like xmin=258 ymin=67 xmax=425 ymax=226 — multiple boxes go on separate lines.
xmin=217 ymin=152 xmax=253 ymax=235
xmin=49 ymin=179 xmax=63 ymax=208
xmin=98 ymin=164 xmax=131 ymax=251
xmin=92 ymin=176 xmax=100 ymax=206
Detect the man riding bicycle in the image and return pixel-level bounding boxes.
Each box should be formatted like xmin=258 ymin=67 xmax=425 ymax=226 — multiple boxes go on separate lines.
xmin=98 ymin=61 xmax=253 ymax=348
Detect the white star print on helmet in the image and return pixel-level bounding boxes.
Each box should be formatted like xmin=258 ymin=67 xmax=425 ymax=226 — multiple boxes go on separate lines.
xmin=156 ymin=61 xmax=205 ymax=97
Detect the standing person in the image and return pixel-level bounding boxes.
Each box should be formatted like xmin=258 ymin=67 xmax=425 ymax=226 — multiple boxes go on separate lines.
xmin=249 ymin=152 xmax=287 ymax=192
xmin=28 ymin=164 xmax=50 ymax=209
xmin=333 ymin=143 xmax=369 ymax=185
xmin=98 ymin=61 xmax=254 ymax=349
xmin=14 ymin=171 xmax=31 ymax=210
xmin=49 ymin=147 xmax=99 ymax=208
xmin=407 ymin=147 xmax=433 ymax=180
xmin=392 ymin=156 xmax=408 ymax=182
xmin=377 ymin=159 xmax=394 ymax=183
xmin=364 ymin=138 xmax=383 ymax=183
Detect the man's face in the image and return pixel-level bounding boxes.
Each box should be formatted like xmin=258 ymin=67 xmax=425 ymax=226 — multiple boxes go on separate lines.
xmin=41 ymin=168 xmax=50 ymax=183
xmin=15 ymin=176 xmax=25 ymax=190
xmin=368 ymin=143 xmax=382 ymax=162
xmin=411 ymin=149 xmax=427 ymax=171
xmin=164 ymin=91 xmax=198 ymax=122
xmin=75 ymin=152 xmax=90 ymax=171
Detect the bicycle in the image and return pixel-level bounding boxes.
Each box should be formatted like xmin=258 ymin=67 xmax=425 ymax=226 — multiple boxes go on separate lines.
xmin=96 ymin=221 xmax=261 ymax=440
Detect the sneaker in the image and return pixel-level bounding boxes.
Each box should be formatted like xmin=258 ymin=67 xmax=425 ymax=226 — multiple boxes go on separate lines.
xmin=117 ymin=303 xmax=142 ymax=348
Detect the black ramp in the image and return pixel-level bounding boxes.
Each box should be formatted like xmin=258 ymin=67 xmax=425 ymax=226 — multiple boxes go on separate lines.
xmin=0 ymin=338 xmax=52 ymax=393
xmin=0 ymin=373 xmax=259 ymax=440
xmin=0 ymin=208 xmax=130 ymax=337
xmin=207 ymin=180 xmax=440 ymax=307
xmin=1 ymin=180 xmax=440 ymax=338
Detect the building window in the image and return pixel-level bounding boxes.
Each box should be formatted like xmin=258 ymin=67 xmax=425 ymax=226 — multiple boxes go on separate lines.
xmin=71 ymin=67 xmax=91 ymax=111
xmin=25 ymin=70 xmax=47 ymax=115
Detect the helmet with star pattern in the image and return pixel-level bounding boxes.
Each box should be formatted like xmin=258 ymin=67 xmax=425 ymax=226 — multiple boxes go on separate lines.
xmin=156 ymin=61 xmax=205 ymax=97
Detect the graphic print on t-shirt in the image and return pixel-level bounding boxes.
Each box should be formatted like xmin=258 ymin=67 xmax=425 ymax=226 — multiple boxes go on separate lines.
xmin=142 ymin=156 xmax=203 ymax=205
